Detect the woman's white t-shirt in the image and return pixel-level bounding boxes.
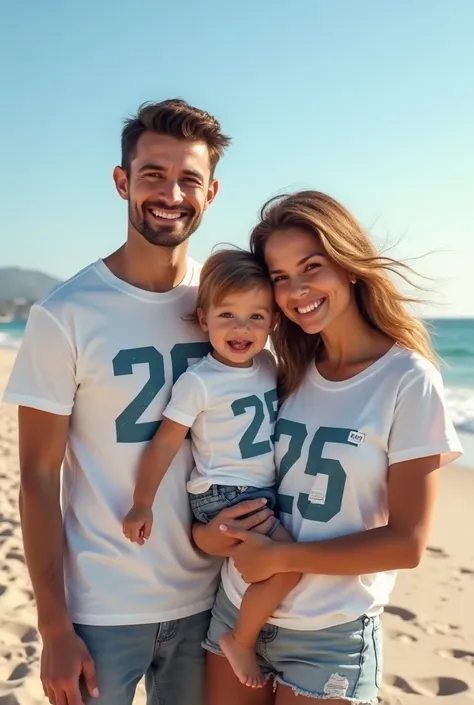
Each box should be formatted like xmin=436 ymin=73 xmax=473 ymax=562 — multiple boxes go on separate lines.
xmin=221 ymin=345 xmax=462 ymax=630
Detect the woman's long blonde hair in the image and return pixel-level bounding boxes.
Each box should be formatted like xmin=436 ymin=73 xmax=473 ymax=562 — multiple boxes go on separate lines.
xmin=250 ymin=191 xmax=437 ymax=400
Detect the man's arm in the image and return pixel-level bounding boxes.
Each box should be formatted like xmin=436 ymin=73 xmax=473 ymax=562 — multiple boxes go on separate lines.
xmin=18 ymin=406 xmax=71 ymax=635
xmin=19 ymin=406 xmax=99 ymax=705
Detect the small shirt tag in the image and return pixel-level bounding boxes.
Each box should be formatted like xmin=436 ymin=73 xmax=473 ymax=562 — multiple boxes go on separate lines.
xmin=348 ymin=430 xmax=365 ymax=446
xmin=309 ymin=474 xmax=329 ymax=504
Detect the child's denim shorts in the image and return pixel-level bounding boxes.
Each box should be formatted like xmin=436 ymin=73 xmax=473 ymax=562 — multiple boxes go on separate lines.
xmin=189 ymin=484 xmax=280 ymax=536
xmin=203 ymin=583 xmax=382 ymax=703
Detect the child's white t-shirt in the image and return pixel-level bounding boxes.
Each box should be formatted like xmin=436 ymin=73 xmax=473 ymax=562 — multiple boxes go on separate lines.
xmin=163 ymin=351 xmax=278 ymax=494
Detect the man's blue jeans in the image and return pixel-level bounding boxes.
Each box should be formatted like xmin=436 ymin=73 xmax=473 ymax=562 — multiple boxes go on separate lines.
xmin=74 ymin=609 xmax=210 ymax=705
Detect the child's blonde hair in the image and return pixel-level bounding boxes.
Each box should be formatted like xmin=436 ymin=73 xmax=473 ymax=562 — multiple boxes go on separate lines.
xmin=190 ymin=248 xmax=273 ymax=323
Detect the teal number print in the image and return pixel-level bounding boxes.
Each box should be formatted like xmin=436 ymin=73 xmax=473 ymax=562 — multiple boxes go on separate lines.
xmin=171 ymin=342 xmax=211 ymax=383
xmin=277 ymin=424 xmax=359 ymax=522
xmin=298 ymin=427 xmax=357 ymax=522
xmin=273 ymin=419 xmax=307 ymax=514
xmin=114 ymin=342 xmax=210 ymax=443
xmin=231 ymin=389 xmax=278 ymax=459
xmin=264 ymin=388 xmax=278 ymax=425
xmin=113 ymin=347 xmax=165 ymax=443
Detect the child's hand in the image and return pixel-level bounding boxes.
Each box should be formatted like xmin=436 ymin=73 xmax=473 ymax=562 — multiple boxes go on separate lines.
xmin=123 ymin=504 xmax=153 ymax=545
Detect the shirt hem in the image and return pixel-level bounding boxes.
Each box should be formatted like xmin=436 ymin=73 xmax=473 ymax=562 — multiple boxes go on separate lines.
xmin=69 ymin=596 xmax=215 ymax=627
xmin=388 ymin=442 xmax=463 ymax=466
xmin=187 ymin=478 xmax=275 ymax=494
xmin=162 ymin=407 xmax=195 ymax=428
xmin=1 ymin=392 xmax=72 ymax=415
xmin=225 ymin=589 xmax=384 ymax=631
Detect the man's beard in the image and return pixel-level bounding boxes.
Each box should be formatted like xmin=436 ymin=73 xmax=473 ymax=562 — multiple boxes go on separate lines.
xmin=129 ymin=201 xmax=203 ymax=248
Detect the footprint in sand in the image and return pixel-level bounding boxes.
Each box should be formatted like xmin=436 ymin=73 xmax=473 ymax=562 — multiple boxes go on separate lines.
xmin=437 ymin=648 xmax=474 ymax=666
xmin=459 ymin=567 xmax=474 ymax=576
xmin=384 ymin=606 xmax=417 ymax=622
xmin=423 ymin=621 xmax=461 ymax=637
xmin=385 ymin=605 xmax=462 ymax=638
xmin=7 ymin=663 xmax=30 ymax=683
xmin=383 ymin=674 xmax=469 ymax=697
xmin=1 ymin=622 xmax=38 ymax=645
xmin=387 ymin=630 xmax=418 ymax=644
xmin=426 ymin=546 xmax=449 ymax=559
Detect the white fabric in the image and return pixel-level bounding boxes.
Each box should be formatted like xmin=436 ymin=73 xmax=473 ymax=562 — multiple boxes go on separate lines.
xmin=3 ymin=258 xmax=223 ymax=626
xmin=222 ymin=345 xmax=462 ymax=630
xmin=163 ymin=352 xmax=278 ymax=494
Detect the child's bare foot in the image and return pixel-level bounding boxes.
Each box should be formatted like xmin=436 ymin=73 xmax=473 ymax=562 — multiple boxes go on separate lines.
xmin=220 ymin=631 xmax=265 ymax=688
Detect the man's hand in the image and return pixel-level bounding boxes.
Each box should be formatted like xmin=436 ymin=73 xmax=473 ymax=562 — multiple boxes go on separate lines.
xmin=41 ymin=628 xmax=99 ymax=705
xmin=192 ymin=498 xmax=275 ymax=557
xmin=122 ymin=504 xmax=153 ymax=545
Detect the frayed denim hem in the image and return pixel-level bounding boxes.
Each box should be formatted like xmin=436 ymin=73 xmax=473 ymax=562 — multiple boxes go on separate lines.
xmin=201 ymin=638 xmax=225 ymax=657
xmin=273 ymin=675 xmax=378 ymax=703
xmin=201 ymin=639 xmax=274 ymax=686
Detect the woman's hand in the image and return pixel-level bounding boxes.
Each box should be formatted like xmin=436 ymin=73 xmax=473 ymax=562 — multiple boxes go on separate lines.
xmin=221 ymin=525 xmax=283 ymax=582
xmin=192 ymin=498 xmax=275 ymax=557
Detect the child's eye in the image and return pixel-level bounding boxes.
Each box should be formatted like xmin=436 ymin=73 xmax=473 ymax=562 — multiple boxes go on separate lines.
xmin=219 ymin=312 xmax=233 ymax=318
xmin=250 ymin=314 xmax=264 ymax=320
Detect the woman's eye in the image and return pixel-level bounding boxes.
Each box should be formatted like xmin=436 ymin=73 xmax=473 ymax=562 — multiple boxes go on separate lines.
xmin=306 ymin=262 xmax=321 ymax=272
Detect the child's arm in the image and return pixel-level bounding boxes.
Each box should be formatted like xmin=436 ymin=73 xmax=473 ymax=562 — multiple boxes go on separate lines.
xmin=123 ymin=417 xmax=189 ymax=544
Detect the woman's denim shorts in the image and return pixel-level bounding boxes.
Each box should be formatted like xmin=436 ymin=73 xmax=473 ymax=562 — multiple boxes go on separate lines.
xmin=203 ymin=583 xmax=383 ymax=703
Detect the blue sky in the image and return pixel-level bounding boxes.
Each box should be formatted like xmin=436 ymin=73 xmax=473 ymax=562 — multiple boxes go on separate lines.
xmin=1 ymin=0 xmax=473 ymax=316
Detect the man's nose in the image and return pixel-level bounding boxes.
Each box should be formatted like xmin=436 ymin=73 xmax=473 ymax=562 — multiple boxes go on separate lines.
xmin=157 ymin=181 xmax=184 ymax=207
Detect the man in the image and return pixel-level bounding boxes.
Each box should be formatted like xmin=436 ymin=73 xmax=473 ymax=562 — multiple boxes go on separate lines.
xmin=3 ymin=99 xmax=273 ymax=705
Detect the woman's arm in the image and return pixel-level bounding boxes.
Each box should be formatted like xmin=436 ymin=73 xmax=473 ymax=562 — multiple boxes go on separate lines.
xmin=223 ymin=455 xmax=440 ymax=582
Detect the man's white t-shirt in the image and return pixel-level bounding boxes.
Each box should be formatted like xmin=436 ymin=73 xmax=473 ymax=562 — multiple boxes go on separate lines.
xmin=3 ymin=258 xmax=222 ymax=626
xmin=163 ymin=352 xmax=278 ymax=494
xmin=222 ymin=345 xmax=462 ymax=630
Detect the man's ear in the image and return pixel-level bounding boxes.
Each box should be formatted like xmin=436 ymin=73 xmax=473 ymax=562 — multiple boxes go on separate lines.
xmin=203 ymin=178 xmax=219 ymax=210
xmin=113 ymin=165 xmax=129 ymax=201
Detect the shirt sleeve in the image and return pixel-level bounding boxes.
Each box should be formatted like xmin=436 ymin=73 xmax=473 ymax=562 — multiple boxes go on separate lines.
xmin=162 ymin=369 xmax=207 ymax=428
xmin=2 ymin=305 xmax=77 ymax=415
xmin=388 ymin=364 xmax=462 ymax=467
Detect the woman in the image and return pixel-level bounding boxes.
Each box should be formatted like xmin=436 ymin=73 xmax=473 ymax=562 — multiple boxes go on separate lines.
xmin=194 ymin=191 xmax=462 ymax=705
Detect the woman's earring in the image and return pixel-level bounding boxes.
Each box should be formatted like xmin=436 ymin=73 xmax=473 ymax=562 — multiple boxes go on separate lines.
xmin=350 ymin=275 xmax=357 ymax=284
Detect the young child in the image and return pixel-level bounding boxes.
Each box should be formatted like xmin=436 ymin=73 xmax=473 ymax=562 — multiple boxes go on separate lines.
xmin=123 ymin=248 xmax=300 ymax=688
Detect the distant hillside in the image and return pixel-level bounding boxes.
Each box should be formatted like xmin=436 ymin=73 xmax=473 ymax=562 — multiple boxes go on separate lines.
xmin=0 ymin=267 xmax=62 ymax=302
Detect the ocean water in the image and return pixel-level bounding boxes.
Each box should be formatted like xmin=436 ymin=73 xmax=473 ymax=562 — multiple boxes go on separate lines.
xmin=1 ymin=317 xmax=474 ymax=459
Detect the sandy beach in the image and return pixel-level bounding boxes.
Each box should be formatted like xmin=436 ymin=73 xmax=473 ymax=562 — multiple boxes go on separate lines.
xmin=0 ymin=347 xmax=473 ymax=705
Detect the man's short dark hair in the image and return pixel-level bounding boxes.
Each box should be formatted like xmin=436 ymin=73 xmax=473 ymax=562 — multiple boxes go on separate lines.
xmin=121 ymin=98 xmax=231 ymax=176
